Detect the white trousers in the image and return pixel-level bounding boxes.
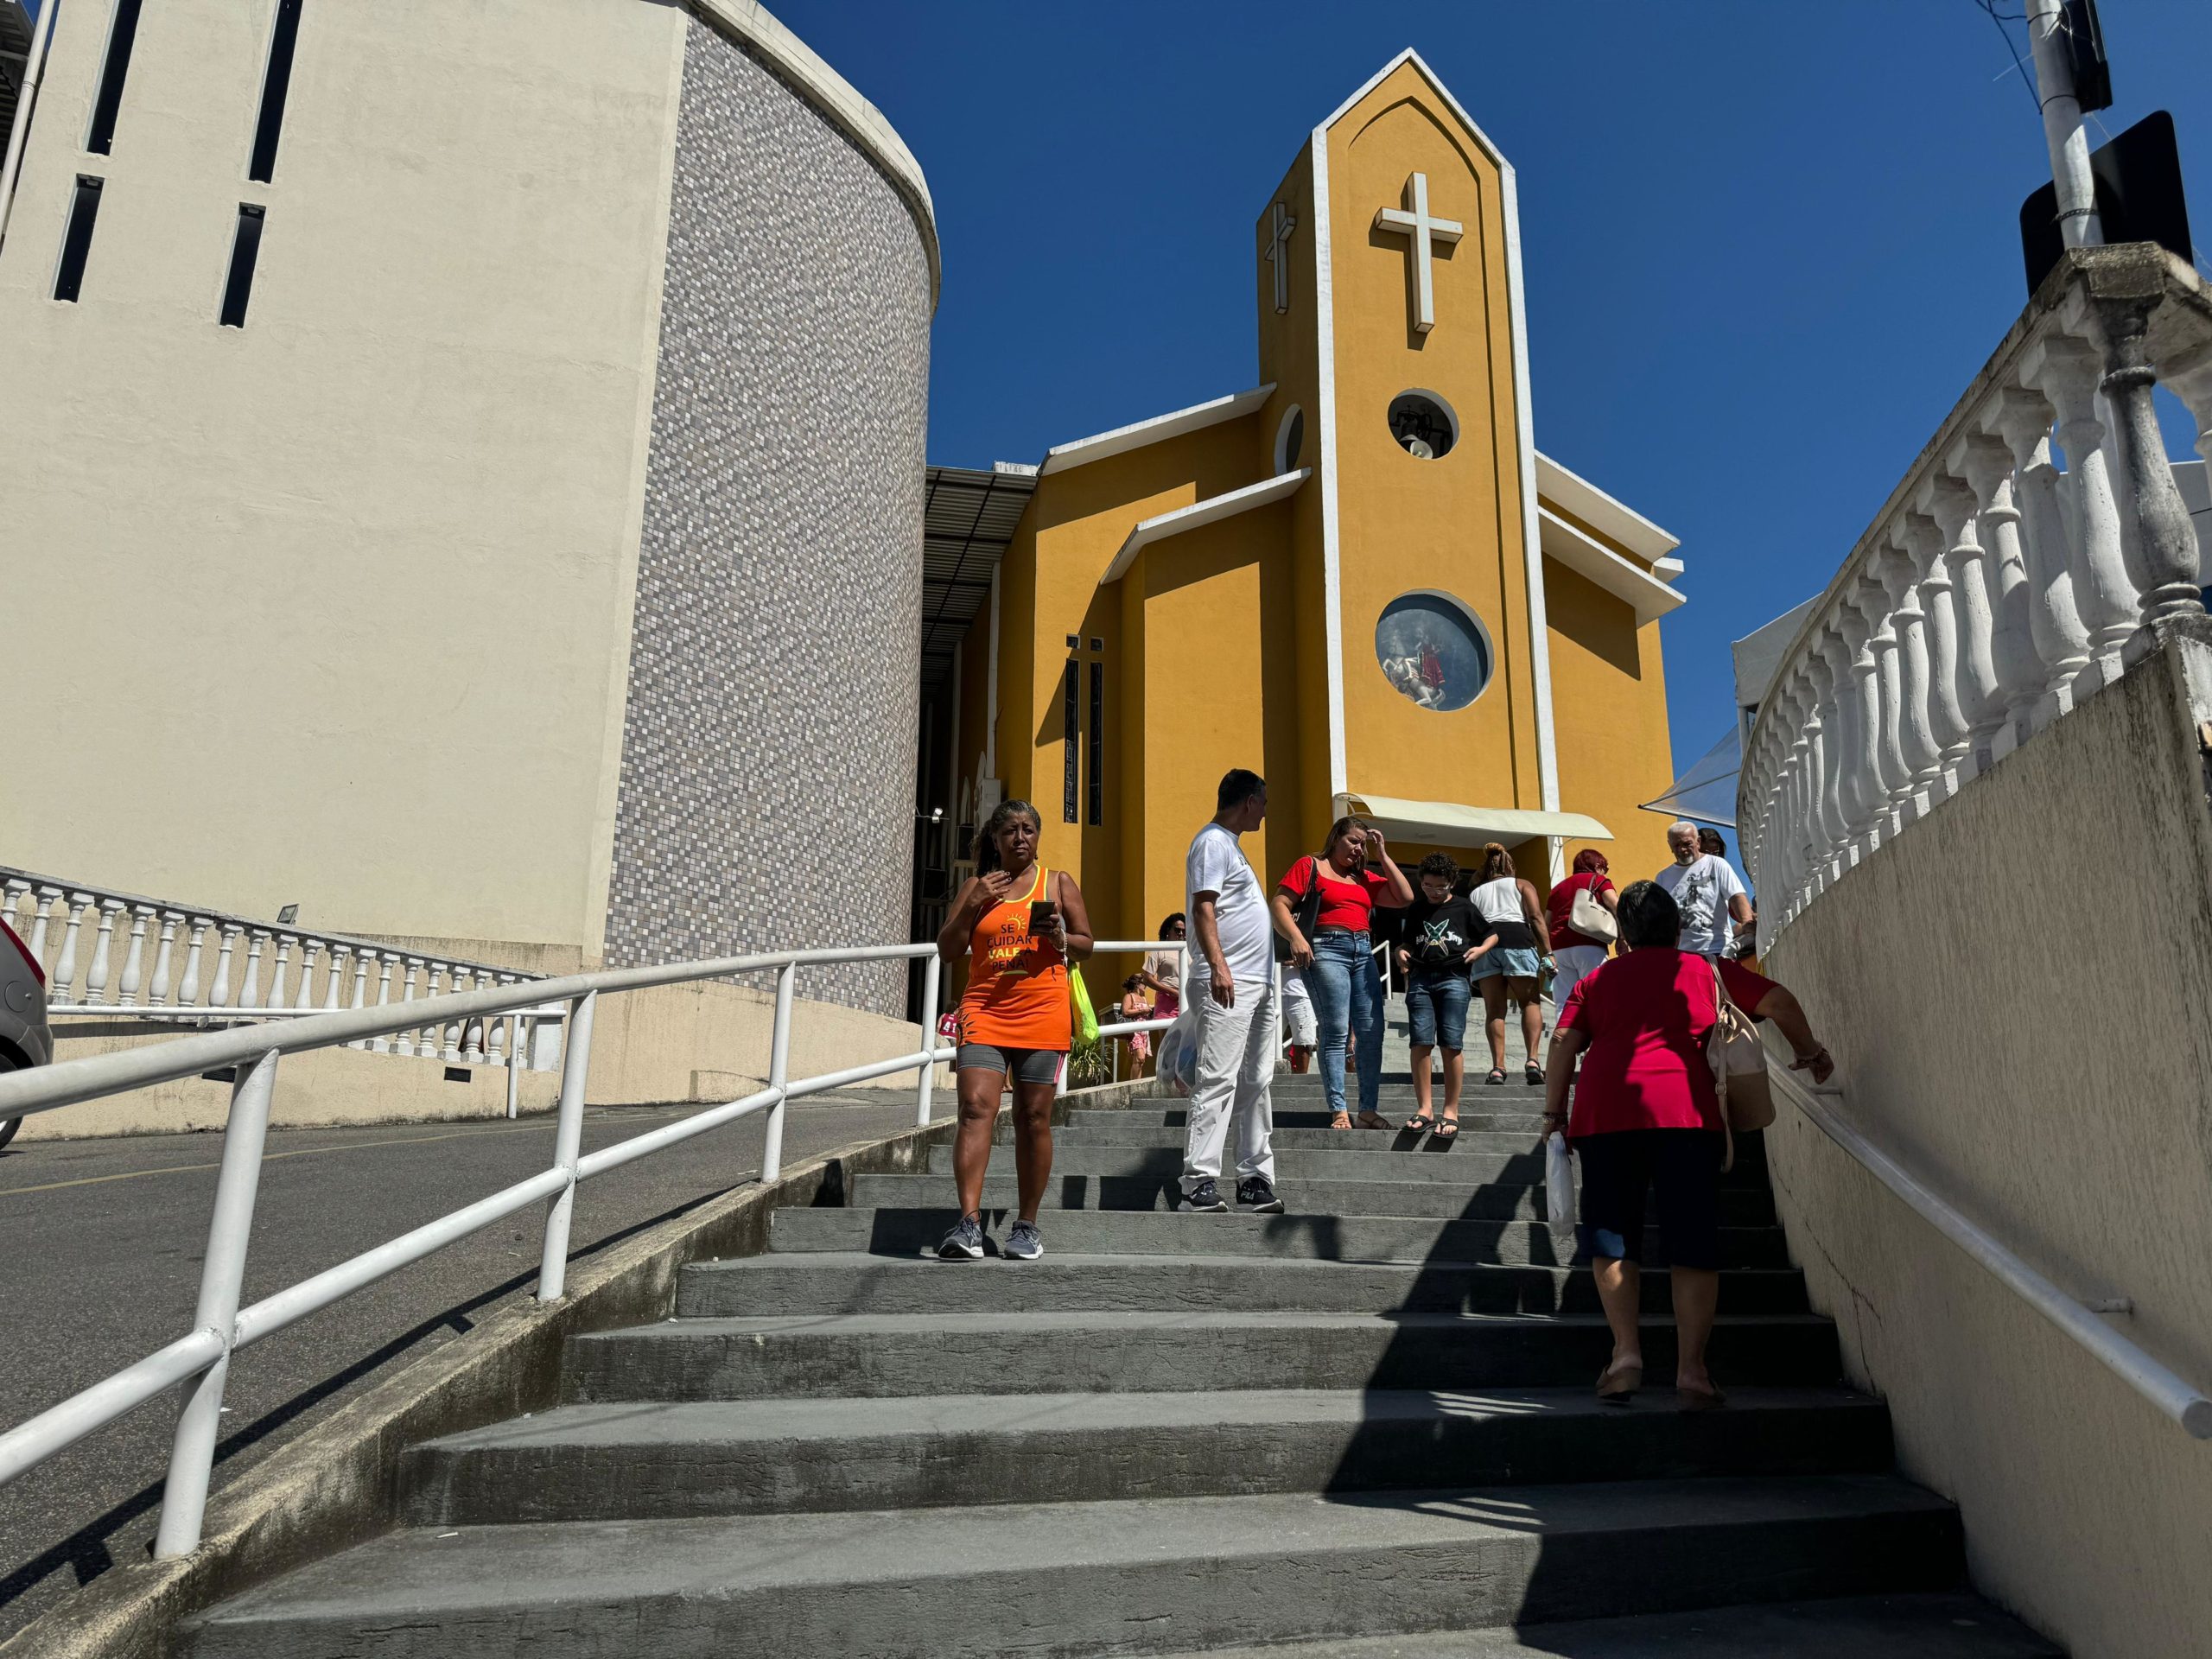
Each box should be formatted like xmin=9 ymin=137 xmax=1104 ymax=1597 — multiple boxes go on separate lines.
xmin=1182 ymin=977 xmax=1278 ymax=1190
xmin=1551 ymin=944 xmax=1610 ymax=1014
xmin=1280 ymin=967 xmax=1318 ymax=1046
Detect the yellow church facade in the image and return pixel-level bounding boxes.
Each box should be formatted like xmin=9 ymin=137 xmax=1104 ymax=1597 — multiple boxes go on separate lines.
xmin=944 ymin=51 xmax=1684 ymax=947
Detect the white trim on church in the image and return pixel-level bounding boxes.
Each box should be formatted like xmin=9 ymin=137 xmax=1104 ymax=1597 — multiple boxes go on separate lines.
xmin=1097 ymin=469 xmax=1312 ymax=586
xmin=1039 ymin=385 xmax=1275 ymax=475
xmin=1539 ymin=508 xmax=1686 ymax=625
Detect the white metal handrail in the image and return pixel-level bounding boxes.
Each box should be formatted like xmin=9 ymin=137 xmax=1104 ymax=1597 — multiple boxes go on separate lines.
xmin=0 ymin=932 xmax=1185 ymax=1556
xmin=1769 ymin=1060 xmax=2212 ymax=1440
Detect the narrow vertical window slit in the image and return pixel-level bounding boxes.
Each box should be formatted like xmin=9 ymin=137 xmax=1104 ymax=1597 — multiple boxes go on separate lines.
xmin=220 ymin=204 xmax=264 ymax=327
xmin=1086 ymin=662 xmax=1103 ymax=826
xmin=86 ymin=0 xmax=145 ymax=156
xmin=1062 ymin=662 xmax=1079 ymax=823
xmin=249 ymin=0 xmax=304 ymax=184
xmin=53 ymin=175 xmax=104 ymax=302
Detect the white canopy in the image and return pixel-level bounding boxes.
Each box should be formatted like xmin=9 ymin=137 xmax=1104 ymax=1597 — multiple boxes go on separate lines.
xmin=1335 ymin=792 xmax=1611 ymax=848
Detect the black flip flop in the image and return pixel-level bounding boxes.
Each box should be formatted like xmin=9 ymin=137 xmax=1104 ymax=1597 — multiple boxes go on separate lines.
xmin=1402 ymin=1113 xmax=1433 ymax=1135
xmin=1432 ymin=1117 xmax=1460 ymax=1141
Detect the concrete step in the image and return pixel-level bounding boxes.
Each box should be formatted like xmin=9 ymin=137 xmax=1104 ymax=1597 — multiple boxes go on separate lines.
xmin=561 ymin=1309 xmax=1841 ymax=1401
xmin=930 ymin=1142 xmax=1768 ymax=1188
xmin=677 ymin=1252 xmax=1814 ymax=1319
xmin=768 ymin=1206 xmax=1794 ymax=1268
xmin=1072 ymin=1105 xmax=1553 ymax=1133
xmin=1008 ymin=1122 xmax=1770 ymax=1176
xmin=180 ymin=1475 xmax=1967 ymax=1659
xmin=1145 ymin=1593 xmax=2062 ymax=1659
xmin=851 ymin=1172 xmax=1777 ymax=1226
xmin=399 ymin=1385 xmax=1892 ymax=1525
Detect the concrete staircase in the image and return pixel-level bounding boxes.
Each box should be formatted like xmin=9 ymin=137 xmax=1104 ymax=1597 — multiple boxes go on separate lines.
xmin=179 ymin=1074 xmax=2059 ymax=1657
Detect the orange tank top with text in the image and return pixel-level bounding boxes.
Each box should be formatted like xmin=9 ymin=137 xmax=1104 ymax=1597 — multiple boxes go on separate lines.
xmin=960 ymin=867 xmax=1070 ymax=1052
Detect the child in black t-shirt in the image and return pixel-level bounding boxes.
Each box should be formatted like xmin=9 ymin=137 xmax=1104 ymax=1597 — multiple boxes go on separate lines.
xmin=1391 ymin=854 xmax=1498 ymax=1137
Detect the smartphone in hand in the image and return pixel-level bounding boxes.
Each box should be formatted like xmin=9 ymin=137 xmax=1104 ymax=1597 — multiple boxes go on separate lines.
xmin=1028 ymin=899 xmax=1059 ymax=937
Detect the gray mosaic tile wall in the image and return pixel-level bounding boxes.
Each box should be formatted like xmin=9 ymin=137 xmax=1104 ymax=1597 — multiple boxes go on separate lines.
xmin=603 ymin=17 xmax=931 ymax=1016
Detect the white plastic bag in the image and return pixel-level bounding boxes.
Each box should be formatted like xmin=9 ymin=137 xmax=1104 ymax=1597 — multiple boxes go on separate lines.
xmin=1544 ymin=1130 xmax=1576 ymax=1238
xmin=1157 ymin=1001 xmax=1201 ymax=1097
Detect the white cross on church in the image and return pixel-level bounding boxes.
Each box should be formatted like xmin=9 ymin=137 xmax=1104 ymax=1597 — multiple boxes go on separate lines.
xmin=1264 ymin=200 xmax=1296 ymax=315
xmin=1372 ymin=172 xmax=1462 ymax=334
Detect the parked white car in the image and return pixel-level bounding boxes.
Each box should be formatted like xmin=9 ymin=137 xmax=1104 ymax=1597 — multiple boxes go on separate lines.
xmin=0 ymin=917 xmax=53 ymax=1150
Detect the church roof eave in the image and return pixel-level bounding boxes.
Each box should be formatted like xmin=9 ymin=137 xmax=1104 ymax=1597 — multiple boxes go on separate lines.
xmin=1039 ymin=385 xmax=1275 ymax=476
xmin=1098 ymin=467 xmax=1310 ymax=586
xmin=1538 ymin=506 xmax=1685 ymax=626
xmin=1535 ymin=451 xmax=1681 ymax=565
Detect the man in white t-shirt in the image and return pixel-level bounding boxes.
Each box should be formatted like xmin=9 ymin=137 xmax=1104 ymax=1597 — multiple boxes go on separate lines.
xmin=1654 ymin=819 xmax=1753 ymax=959
xmin=1179 ymin=768 xmax=1281 ymax=1214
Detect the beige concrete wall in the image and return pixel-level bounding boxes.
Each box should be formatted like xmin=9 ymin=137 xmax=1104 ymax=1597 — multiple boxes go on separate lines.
xmin=1764 ymin=634 xmax=2212 ymax=1659
xmin=19 ymin=982 xmax=943 ymax=1139
xmin=0 ymin=0 xmax=687 ymax=957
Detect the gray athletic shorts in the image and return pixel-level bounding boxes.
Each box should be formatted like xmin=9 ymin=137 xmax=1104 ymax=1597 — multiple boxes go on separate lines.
xmin=956 ymin=1042 xmax=1064 ymax=1086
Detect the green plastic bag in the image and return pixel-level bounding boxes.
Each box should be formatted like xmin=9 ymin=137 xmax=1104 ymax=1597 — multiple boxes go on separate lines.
xmin=1068 ymin=965 xmax=1100 ymax=1050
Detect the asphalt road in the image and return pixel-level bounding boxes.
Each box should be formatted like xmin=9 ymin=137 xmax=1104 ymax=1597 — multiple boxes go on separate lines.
xmin=0 ymin=1092 xmax=920 ymax=1643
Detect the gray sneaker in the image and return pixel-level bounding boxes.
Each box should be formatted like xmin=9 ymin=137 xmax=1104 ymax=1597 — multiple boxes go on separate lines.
xmin=936 ymin=1213 xmax=984 ymax=1260
xmin=1179 ymin=1179 xmax=1229 ymax=1213
xmin=1004 ymin=1218 xmax=1045 ymax=1261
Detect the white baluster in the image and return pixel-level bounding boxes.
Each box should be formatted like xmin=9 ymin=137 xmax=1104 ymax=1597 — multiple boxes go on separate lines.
xmin=396 ymin=958 xmax=423 ymax=1056
xmin=1929 ymin=471 xmax=1999 ymax=775
xmin=85 ymin=899 xmax=123 ymax=1005
xmin=211 ymin=924 xmax=241 ymax=1007
xmin=1879 ymin=528 xmax=1943 ymax=810
xmin=296 ymin=939 xmax=323 ymax=1012
xmin=323 ymin=945 xmax=348 ymax=1011
xmin=1854 ymin=567 xmax=1909 ymax=826
xmin=486 ymin=992 xmax=508 ymax=1066
xmin=3 ymin=879 xmax=30 ymax=944
xmin=1904 ymin=513 xmax=1970 ymax=791
xmin=1993 ymin=386 xmax=2091 ymax=730
xmin=346 ymin=948 xmax=371 ymax=1049
xmin=2088 ymin=296 xmax=2207 ymax=654
xmin=1962 ymin=431 xmax=2049 ymax=757
xmin=178 ymin=918 xmax=210 ymax=1007
xmin=456 ymin=969 xmax=486 ymax=1063
xmin=1815 ymin=630 xmax=1856 ymax=870
xmin=2031 ymin=334 xmax=2138 ymax=686
xmin=238 ymin=929 xmax=269 ymax=1011
xmin=265 ymin=933 xmax=295 ymax=1012
xmin=1835 ymin=601 xmax=1885 ymax=856
xmin=29 ymin=886 xmax=62 ymax=963
xmin=118 ymin=904 xmax=153 ymax=1006
xmin=50 ymin=893 xmax=91 ymax=1004
xmin=422 ymin=963 xmax=448 ymax=1059
xmin=372 ymin=952 xmax=395 ymax=1053
xmin=147 ymin=912 xmax=181 ymax=1007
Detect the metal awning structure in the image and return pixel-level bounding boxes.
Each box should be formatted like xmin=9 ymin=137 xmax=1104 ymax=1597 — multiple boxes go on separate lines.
xmin=921 ymin=463 xmax=1035 ymax=696
xmin=1336 ymin=791 xmax=1611 ymax=849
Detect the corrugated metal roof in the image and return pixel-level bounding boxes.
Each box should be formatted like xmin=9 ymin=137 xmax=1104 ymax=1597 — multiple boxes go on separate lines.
xmin=921 ymin=463 xmax=1034 ymax=695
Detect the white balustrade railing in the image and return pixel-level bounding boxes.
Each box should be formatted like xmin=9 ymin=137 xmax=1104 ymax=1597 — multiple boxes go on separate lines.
xmin=0 ymin=866 xmax=560 ymax=1071
xmin=0 ymin=934 xmax=1177 ymax=1557
xmin=1741 ymin=245 xmax=2212 ymax=938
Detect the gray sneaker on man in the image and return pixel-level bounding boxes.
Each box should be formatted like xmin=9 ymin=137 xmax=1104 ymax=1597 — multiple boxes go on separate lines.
xmin=1004 ymin=1217 xmax=1045 ymax=1260
xmin=936 ymin=1212 xmax=984 ymax=1260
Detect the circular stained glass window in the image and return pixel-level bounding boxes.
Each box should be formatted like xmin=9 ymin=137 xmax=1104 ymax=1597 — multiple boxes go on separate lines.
xmin=1375 ymin=592 xmax=1492 ymax=712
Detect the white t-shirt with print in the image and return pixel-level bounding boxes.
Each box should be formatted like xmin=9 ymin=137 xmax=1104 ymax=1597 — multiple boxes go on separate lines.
xmin=1656 ymin=854 xmax=1746 ymax=957
xmin=1185 ymin=822 xmax=1273 ymax=993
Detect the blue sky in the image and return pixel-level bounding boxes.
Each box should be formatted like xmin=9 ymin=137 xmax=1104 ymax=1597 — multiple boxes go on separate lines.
xmin=779 ymin=0 xmax=2209 ymax=783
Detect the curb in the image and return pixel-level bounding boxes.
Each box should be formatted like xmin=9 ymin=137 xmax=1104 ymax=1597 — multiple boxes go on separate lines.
xmin=3 ymin=1077 xmax=1160 ymax=1659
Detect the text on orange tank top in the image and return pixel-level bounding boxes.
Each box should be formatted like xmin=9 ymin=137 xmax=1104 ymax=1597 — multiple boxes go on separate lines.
xmin=960 ymin=867 xmax=1071 ymax=1052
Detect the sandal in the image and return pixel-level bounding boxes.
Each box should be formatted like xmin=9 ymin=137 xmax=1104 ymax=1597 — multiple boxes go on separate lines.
xmin=1432 ymin=1116 xmax=1460 ymax=1141
xmin=1329 ymin=1111 xmax=1354 ymax=1131
xmin=1598 ymin=1357 xmax=1643 ymax=1404
xmin=1402 ymin=1113 xmax=1434 ymax=1135
xmin=1356 ymin=1112 xmax=1394 ymax=1131
xmin=1676 ymin=1381 xmax=1728 ymax=1411
xmin=1524 ymin=1063 xmax=1544 ymax=1085
xmin=1484 ymin=1068 xmax=1507 ymax=1086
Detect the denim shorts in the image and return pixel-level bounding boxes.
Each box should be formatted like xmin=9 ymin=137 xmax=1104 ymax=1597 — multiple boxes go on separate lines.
xmin=1403 ymin=968 xmax=1471 ymax=1051
xmin=1470 ymin=945 xmax=1541 ymax=983
xmin=956 ymin=1043 xmax=1064 ymax=1086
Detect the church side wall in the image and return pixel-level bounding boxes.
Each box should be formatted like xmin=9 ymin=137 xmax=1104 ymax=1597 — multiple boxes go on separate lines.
xmin=601 ymin=16 xmax=931 ymax=1016
xmin=0 ymin=0 xmax=684 ymax=951
xmin=1543 ymin=560 xmax=1675 ymax=878
xmin=1762 ymin=634 xmax=2212 ymax=1658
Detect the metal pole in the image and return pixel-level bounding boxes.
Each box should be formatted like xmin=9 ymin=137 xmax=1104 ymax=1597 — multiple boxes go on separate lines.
xmin=0 ymin=0 xmax=59 ymax=251
xmin=760 ymin=963 xmax=794 ymax=1181
xmin=153 ymin=1048 xmax=280 ymax=1558
xmin=504 ymin=1015 xmax=520 ymax=1120
xmin=534 ymin=990 xmax=596 ymax=1302
xmin=913 ymin=951 xmax=941 ymax=1127
xmin=2025 ymin=0 xmax=2103 ymax=249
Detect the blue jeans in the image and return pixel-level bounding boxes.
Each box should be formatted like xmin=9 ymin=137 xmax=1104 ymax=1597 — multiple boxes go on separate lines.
xmin=1305 ymin=931 xmax=1382 ymax=1118
xmin=1403 ymin=966 xmax=1471 ymax=1051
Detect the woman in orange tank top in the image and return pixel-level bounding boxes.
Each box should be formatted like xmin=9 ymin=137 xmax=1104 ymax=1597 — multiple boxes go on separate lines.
xmin=934 ymin=798 xmax=1094 ymax=1261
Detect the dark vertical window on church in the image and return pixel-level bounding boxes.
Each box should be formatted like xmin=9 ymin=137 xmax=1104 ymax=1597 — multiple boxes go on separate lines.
xmin=86 ymin=0 xmax=146 ymax=156
xmin=220 ymin=204 xmax=265 ymax=327
xmin=1085 ymin=663 xmax=1103 ymax=826
xmin=1061 ymin=663 xmax=1078 ymax=823
xmin=53 ymin=176 xmax=105 ymax=302
xmin=249 ymin=0 xmax=305 ymax=184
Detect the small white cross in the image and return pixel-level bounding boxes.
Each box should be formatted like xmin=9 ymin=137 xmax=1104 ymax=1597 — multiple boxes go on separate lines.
xmin=1373 ymin=172 xmax=1463 ymax=334
xmin=1264 ymin=200 xmax=1297 ymax=315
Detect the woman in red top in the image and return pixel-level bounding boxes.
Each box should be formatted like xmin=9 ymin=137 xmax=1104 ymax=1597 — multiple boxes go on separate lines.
xmin=1273 ymin=817 xmax=1414 ymax=1131
xmin=1542 ymin=880 xmax=1834 ymax=1408
xmin=1546 ymin=848 xmax=1618 ymax=1014
xmin=935 ymin=798 xmax=1094 ymax=1262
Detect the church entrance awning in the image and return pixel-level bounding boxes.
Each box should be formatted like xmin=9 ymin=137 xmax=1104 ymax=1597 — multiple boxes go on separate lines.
xmin=1336 ymin=792 xmax=1611 ymax=848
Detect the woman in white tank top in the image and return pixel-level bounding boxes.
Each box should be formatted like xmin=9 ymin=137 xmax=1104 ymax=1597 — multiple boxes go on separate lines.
xmin=1466 ymin=843 xmax=1552 ymax=1085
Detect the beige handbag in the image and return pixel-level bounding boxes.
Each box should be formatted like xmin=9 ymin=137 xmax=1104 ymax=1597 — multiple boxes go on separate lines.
xmin=1567 ymin=878 xmax=1617 ymax=944
xmin=1707 ymin=962 xmax=1775 ymax=1154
